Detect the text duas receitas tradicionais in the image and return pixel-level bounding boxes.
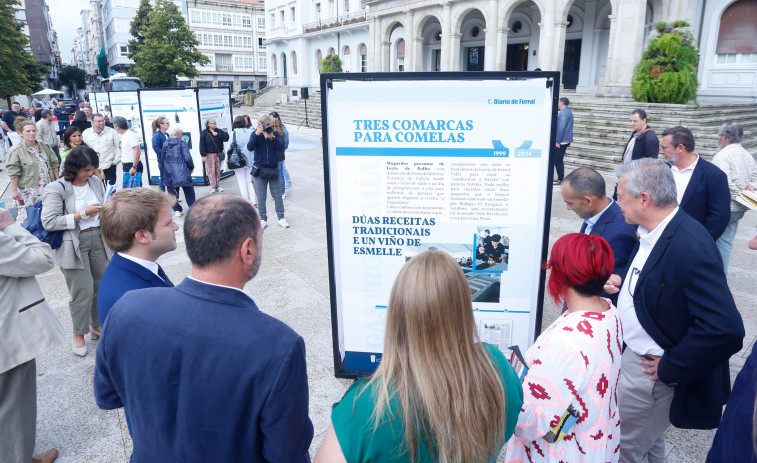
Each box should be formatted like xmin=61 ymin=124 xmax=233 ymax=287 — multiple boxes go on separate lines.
xmin=352 ymin=215 xmax=437 ymax=256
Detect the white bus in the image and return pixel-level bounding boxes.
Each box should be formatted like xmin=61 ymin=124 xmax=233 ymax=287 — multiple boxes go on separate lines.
xmin=102 ymin=74 xmax=145 ymax=92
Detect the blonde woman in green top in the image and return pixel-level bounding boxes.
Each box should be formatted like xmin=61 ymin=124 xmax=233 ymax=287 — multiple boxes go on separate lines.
xmin=315 ymin=251 xmax=524 ymax=463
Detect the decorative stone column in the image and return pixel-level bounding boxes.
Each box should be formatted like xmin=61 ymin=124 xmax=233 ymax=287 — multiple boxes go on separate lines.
xmin=576 ymin=0 xmax=597 ymax=92
xmin=405 ymin=10 xmax=415 ymax=71
xmin=441 ymin=2 xmax=452 ymax=71
xmin=552 ymin=20 xmax=569 ymax=76
xmin=537 ymin=6 xmax=556 ymax=70
xmin=484 ymin=0 xmax=498 ymax=70
xmin=368 ymin=16 xmax=379 ymax=72
xmin=602 ymin=0 xmax=646 ymax=94
xmin=450 ymin=32 xmax=462 ymax=71
xmin=382 ymin=41 xmax=391 ymax=72
xmin=496 ymin=26 xmax=510 ymax=70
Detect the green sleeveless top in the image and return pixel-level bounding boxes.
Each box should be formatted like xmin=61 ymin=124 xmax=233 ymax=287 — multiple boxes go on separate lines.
xmin=331 ymin=343 xmax=524 ymax=462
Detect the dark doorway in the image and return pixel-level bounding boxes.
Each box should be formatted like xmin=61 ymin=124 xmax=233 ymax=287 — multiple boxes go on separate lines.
xmin=466 ymin=46 xmax=485 ymax=71
xmin=282 ymin=54 xmax=288 ymax=81
xmin=562 ymin=39 xmax=581 ymax=89
xmin=506 ymin=43 xmax=529 ymax=71
xmin=433 ymin=49 xmax=441 ymax=71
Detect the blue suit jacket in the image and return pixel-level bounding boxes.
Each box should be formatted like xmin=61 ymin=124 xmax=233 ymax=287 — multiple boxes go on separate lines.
xmin=678 ymin=158 xmax=730 ymax=241
xmin=626 ymin=210 xmax=744 ymax=429
xmin=97 ymin=253 xmax=172 ymax=325
xmin=580 ymin=200 xmax=638 ymax=276
xmin=94 ymin=278 xmax=313 ymax=462
xmin=707 ymin=343 xmax=757 ymax=462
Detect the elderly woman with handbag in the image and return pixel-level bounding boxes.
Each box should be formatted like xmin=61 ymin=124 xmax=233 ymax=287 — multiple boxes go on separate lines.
xmin=41 ymin=146 xmax=112 ymax=357
xmin=199 ymin=118 xmax=229 ymax=193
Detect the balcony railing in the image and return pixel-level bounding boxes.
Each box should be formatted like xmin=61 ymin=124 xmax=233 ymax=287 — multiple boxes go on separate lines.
xmin=303 ymin=10 xmax=368 ymax=34
xmin=216 ymin=63 xmax=234 ymax=71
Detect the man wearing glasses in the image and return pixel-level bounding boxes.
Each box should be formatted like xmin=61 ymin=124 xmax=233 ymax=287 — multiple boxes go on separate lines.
xmin=83 ymin=113 xmax=121 ymax=185
xmin=606 ymin=158 xmax=744 ymax=463
xmin=659 ymin=126 xmax=730 ymax=241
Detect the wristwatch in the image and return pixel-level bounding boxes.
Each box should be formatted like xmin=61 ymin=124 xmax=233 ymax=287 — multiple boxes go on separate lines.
xmin=79 ymin=210 xmax=90 ymax=221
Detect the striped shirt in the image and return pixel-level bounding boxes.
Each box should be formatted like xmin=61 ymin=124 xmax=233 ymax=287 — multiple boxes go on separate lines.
xmin=712 ymin=143 xmax=757 ymax=212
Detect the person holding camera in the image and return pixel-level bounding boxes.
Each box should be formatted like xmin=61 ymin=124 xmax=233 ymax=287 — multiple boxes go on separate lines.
xmin=246 ymin=114 xmax=288 ymax=229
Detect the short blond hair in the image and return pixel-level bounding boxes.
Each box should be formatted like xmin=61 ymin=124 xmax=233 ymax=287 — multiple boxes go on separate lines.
xmin=101 ymin=189 xmax=176 ymax=252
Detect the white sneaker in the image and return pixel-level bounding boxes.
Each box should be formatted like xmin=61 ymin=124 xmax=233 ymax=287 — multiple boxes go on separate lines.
xmin=282 ymin=192 xmax=286 ymax=199
xmin=175 ymin=210 xmax=183 ymax=217
xmin=278 ymin=218 xmax=290 ymax=228
xmin=216 ymin=186 xmax=224 ymax=192
xmin=209 ymin=188 xmax=217 ymax=193
xmin=261 ymin=220 xmax=267 ymax=229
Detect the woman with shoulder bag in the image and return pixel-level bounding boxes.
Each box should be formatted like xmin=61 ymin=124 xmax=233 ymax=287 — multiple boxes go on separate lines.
xmin=162 ymin=125 xmax=196 ymax=217
xmin=246 ymin=114 xmax=288 ymax=229
xmin=41 ymin=146 xmax=112 ymax=357
xmin=199 ymin=118 xmax=229 ymax=193
xmin=230 ymin=116 xmax=257 ymax=206
xmin=6 ymin=120 xmax=60 ymax=224
xmin=270 ymin=112 xmax=292 ymax=197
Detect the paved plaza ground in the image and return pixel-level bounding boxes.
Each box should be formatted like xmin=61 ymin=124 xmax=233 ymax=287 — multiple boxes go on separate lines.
xmin=1 ymin=120 xmax=756 ymax=462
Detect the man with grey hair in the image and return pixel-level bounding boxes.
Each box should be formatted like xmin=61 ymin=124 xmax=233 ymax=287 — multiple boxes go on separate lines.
xmin=605 ymin=158 xmax=744 ymax=463
xmin=83 ymin=113 xmax=121 ymax=185
xmin=113 ymin=116 xmax=142 ymax=187
xmin=712 ymin=122 xmax=756 ymax=272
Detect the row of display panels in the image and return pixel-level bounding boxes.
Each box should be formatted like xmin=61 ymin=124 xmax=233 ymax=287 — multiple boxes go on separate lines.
xmin=91 ymin=88 xmax=235 ymax=185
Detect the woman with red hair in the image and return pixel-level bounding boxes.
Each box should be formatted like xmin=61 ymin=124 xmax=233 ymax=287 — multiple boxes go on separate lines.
xmin=506 ymin=233 xmax=623 ymax=463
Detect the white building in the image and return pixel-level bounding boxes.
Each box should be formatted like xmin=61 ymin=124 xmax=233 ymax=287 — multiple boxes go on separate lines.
xmin=101 ymin=0 xmax=141 ymax=73
xmin=265 ymin=0 xmax=757 ymax=102
xmin=186 ymin=0 xmax=268 ymax=90
xmin=265 ymin=0 xmax=370 ymax=99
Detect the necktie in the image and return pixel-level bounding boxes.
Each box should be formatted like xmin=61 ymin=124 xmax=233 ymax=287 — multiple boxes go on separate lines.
xmin=157 ymin=265 xmax=174 ymax=287
xmin=583 ymin=220 xmax=592 ymax=235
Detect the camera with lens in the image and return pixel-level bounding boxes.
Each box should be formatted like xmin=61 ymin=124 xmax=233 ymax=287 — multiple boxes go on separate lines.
xmin=264 ymin=126 xmax=273 ymax=134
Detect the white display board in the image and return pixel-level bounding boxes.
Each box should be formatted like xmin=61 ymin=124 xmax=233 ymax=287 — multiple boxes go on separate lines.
xmin=92 ymin=92 xmax=110 ymax=115
xmin=198 ymin=88 xmax=233 ymax=175
xmin=322 ymin=73 xmax=558 ymax=377
xmin=109 ymin=91 xmax=144 ymax=146
xmin=138 ymin=89 xmax=204 ymax=185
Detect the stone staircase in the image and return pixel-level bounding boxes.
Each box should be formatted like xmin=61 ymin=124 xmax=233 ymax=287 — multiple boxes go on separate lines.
xmin=564 ymin=95 xmax=757 ymax=174
xmin=251 ymin=93 xmax=323 ymax=129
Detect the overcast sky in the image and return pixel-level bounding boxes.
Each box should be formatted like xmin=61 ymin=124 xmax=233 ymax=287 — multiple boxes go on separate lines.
xmin=47 ymin=0 xmax=91 ymax=64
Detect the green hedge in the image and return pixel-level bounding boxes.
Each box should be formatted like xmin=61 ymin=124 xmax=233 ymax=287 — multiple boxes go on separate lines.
xmin=631 ymin=21 xmax=699 ymax=104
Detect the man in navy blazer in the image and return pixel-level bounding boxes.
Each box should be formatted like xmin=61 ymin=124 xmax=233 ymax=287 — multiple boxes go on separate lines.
xmin=97 ymin=188 xmax=179 ymax=324
xmin=660 ymin=126 xmax=730 ymax=241
xmin=94 ymin=195 xmax=313 ymax=462
xmin=607 ymin=159 xmax=744 ymax=463
xmin=561 ymin=168 xmax=638 ymax=282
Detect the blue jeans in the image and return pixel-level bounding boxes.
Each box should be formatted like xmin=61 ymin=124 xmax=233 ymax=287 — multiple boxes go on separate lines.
xmin=278 ymin=160 xmax=291 ymax=192
xmin=169 ymin=186 xmax=196 ymax=212
xmin=253 ymin=176 xmax=284 ymax=221
xmin=716 ymin=211 xmax=745 ymax=274
xmin=157 ymin=159 xmax=166 ymax=191
xmin=57 ymin=121 xmax=69 ymax=140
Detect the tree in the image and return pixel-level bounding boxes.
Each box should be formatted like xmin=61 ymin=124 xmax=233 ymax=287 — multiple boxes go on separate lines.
xmin=321 ymin=54 xmax=343 ymax=73
xmin=60 ymin=65 xmax=87 ymax=94
xmin=127 ymin=0 xmax=152 ymax=63
xmin=0 ymin=0 xmax=47 ymax=104
xmin=129 ymin=0 xmax=209 ymax=87
xmin=631 ymin=21 xmax=699 ymax=104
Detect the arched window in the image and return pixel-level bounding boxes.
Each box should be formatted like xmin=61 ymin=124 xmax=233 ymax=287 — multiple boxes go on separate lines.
xmin=291 ymin=50 xmax=298 ymax=74
xmin=396 ymin=38 xmax=405 ymax=71
xmin=359 ymin=43 xmax=368 ymax=72
xmin=271 ymin=53 xmax=277 ymax=73
xmin=328 ymin=47 xmax=336 ymax=56
xmin=716 ymin=0 xmax=757 ymax=63
xmin=315 ymin=49 xmax=323 ymax=72
xmin=342 ymin=45 xmax=351 ymax=72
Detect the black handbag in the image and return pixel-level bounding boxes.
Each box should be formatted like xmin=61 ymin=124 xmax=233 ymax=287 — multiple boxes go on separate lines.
xmin=252 ymin=135 xmax=279 ymax=180
xmin=226 ymin=132 xmax=247 ymax=169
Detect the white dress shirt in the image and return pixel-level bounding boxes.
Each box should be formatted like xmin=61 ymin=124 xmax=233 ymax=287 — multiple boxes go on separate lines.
xmin=187 ymin=276 xmax=256 ymax=302
xmin=616 ymin=206 xmax=679 ymax=356
xmin=584 ymin=198 xmax=615 ymax=235
xmin=118 ymin=252 xmax=160 ymax=277
xmin=671 ymin=154 xmax=699 ymax=204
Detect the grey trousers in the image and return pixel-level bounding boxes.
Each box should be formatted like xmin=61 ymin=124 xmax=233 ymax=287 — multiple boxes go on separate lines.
xmin=0 ymin=360 xmax=36 ymax=463
xmin=619 ymin=349 xmax=675 ymax=463
xmin=61 ymin=228 xmax=109 ymax=335
xmin=253 ymin=176 xmax=285 ymax=221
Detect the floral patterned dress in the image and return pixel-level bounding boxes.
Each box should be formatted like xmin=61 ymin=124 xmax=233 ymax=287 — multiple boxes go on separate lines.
xmin=16 ymin=144 xmax=52 ymax=224
xmin=506 ymin=303 xmax=623 ymax=463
